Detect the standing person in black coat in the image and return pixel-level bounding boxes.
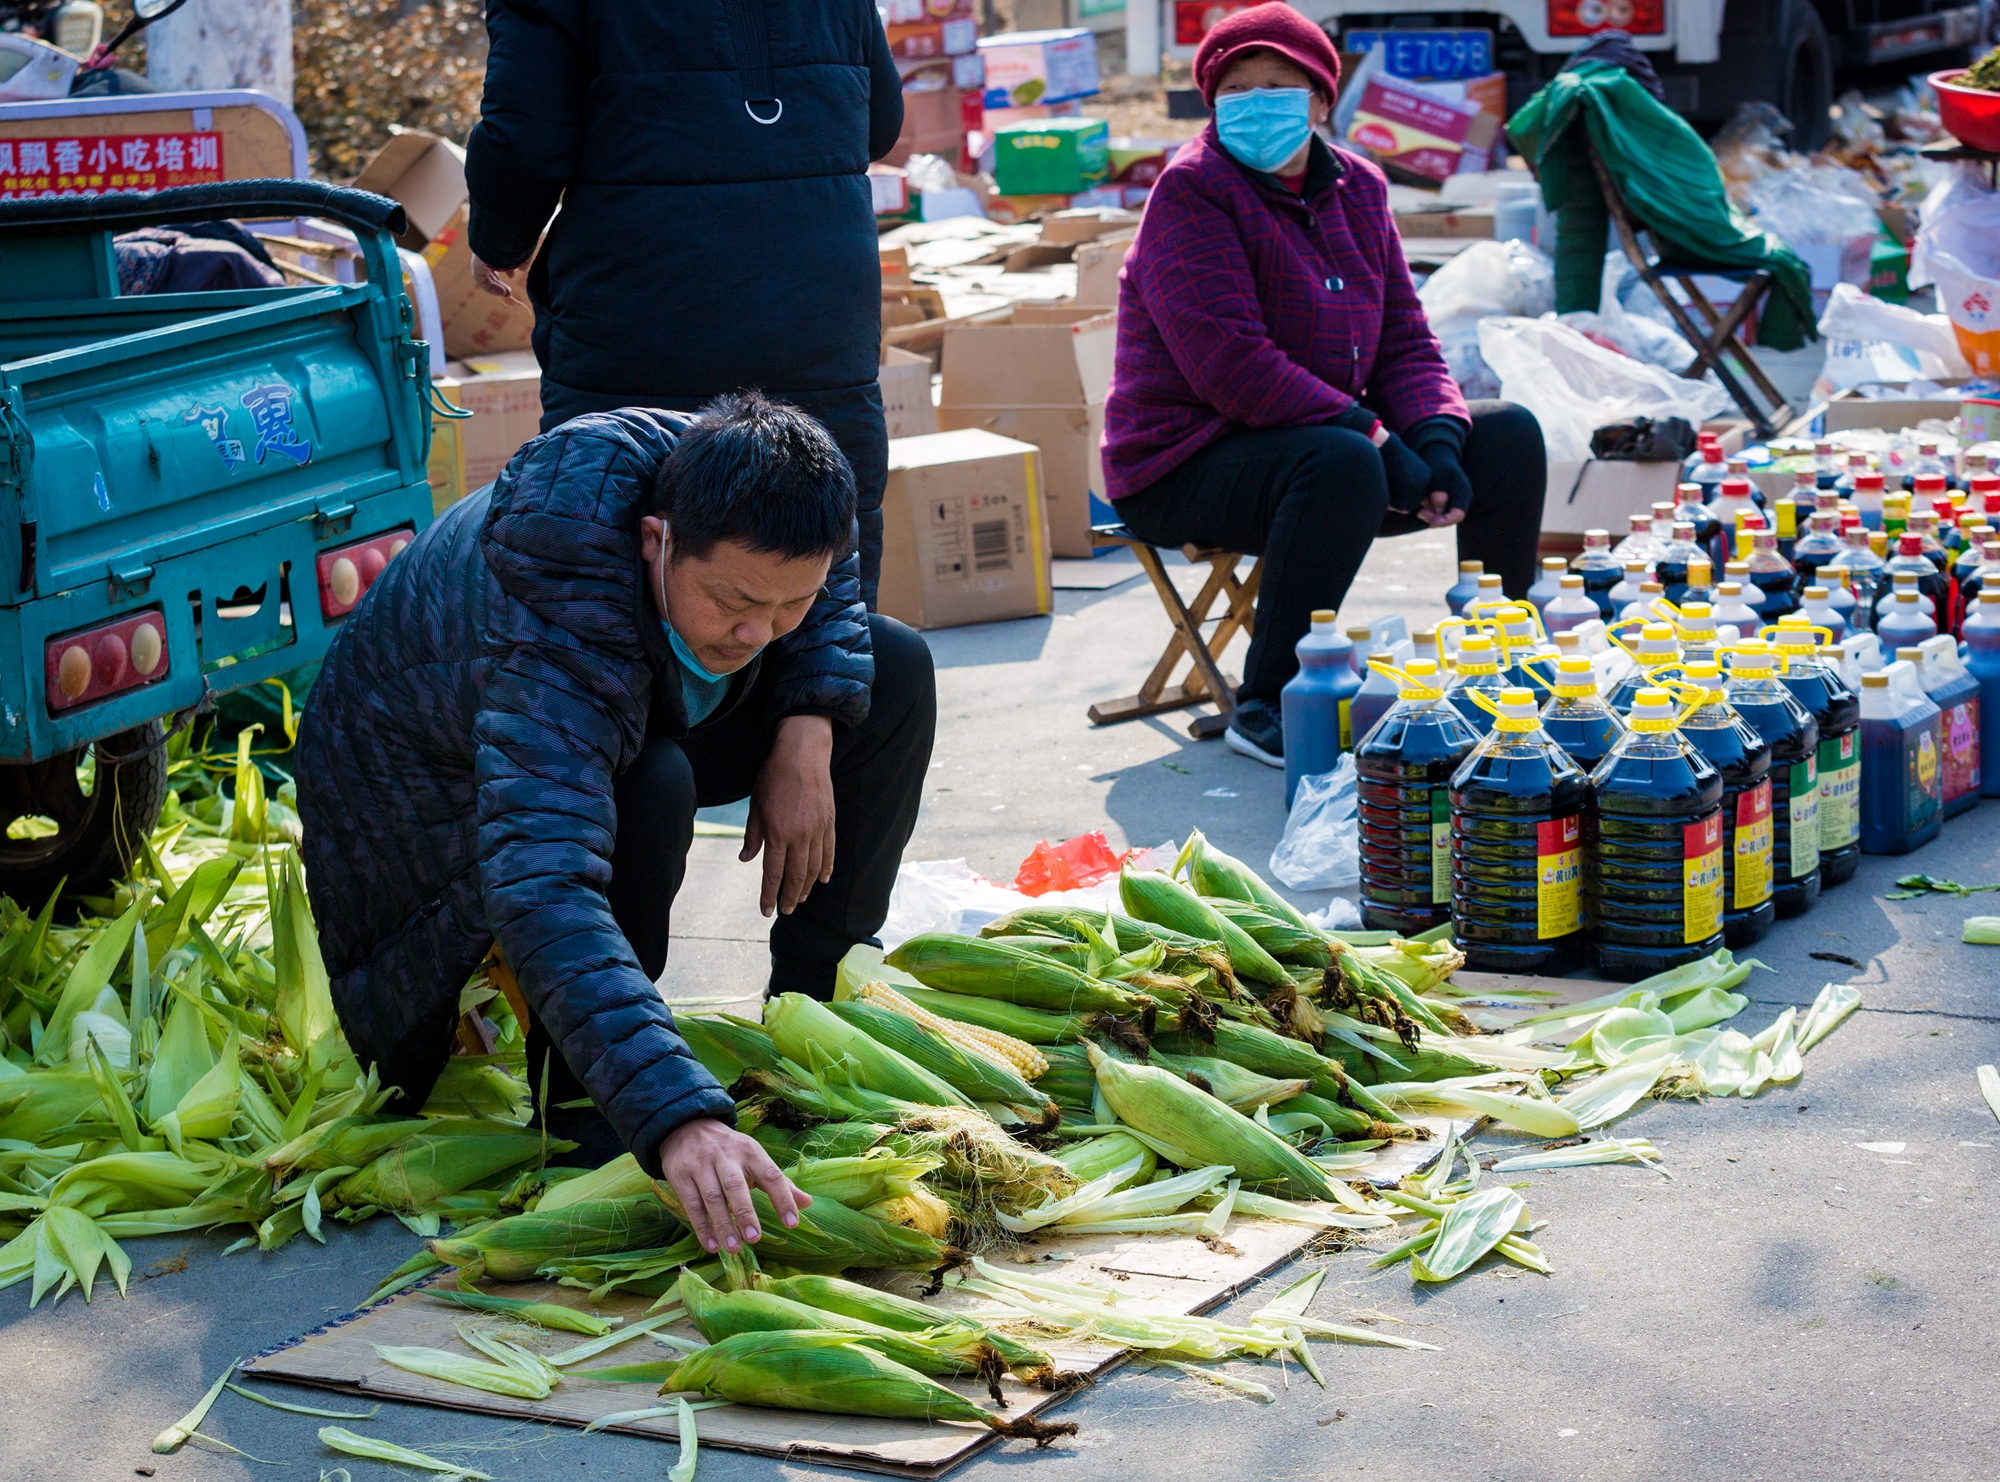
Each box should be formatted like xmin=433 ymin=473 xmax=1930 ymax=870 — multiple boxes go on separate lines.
xmin=294 ymin=396 xmax=937 ymax=1256
xmin=463 ymin=0 xmax=904 ymax=605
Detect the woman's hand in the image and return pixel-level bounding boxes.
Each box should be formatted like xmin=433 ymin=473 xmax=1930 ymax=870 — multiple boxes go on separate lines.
xmin=658 ymin=1116 xmax=811 ymax=1253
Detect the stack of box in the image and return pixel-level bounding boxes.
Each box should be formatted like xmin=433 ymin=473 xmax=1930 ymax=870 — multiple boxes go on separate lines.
xmin=977 ymin=28 xmax=1107 ymax=215
xmin=351 ymin=131 xmax=542 ymax=506
xmin=882 ymin=0 xmax=985 ymax=171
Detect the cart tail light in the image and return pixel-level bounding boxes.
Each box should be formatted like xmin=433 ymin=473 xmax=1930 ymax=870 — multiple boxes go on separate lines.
xmin=46 ymin=610 xmax=169 ymax=712
xmin=316 ymin=529 xmax=413 ymax=619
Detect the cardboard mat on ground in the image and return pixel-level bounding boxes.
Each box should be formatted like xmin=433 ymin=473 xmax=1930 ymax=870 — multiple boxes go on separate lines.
xmin=244 ymin=1127 xmax=1457 ymax=1479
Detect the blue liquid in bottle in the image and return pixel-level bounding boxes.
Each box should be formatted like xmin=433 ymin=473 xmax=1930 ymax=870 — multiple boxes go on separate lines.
xmin=1282 ymin=611 xmax=1359 ymax=809
xmin=1964 ymin=589 xmax=2000 ymax=798
xmin=1445 ymin=560 xmax=1484 ymax=617
xmin=1858 ymin=663 xmax=1943 ymax=854
xmin=1725 ymin=647 xmax=1820 ymax=918
xmin=1677 ymin=666 xmax=1775 ymax=948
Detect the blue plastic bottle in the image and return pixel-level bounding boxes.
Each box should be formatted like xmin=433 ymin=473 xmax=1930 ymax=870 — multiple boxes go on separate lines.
xmin=1962 ymin=588 xmax=2000 ymax=797
xmin=1917 ymin=634 xmax=1981 ymax=819
xmin=1526 ymin=557 xmax=1568 ymax=614
xmin=1876 ymin=589 xmax=1938 ymax=651
xmin=1282 ymin=610 xmax=1359 ymax=808
xmin=1445 ymin=560 xmax=1484 ymax=617
xmin=1571 ymin=528 xmax=1625 ymax=619
xmin=1858 ymin=661 xmax=1943 ymax=854
xmin=1348 ymin=627 xmax=1415 ymax=749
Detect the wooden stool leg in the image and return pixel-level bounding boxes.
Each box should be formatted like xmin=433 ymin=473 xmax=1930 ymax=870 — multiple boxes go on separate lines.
xmin=1090 ymin=546 xmax=1230 ymax=725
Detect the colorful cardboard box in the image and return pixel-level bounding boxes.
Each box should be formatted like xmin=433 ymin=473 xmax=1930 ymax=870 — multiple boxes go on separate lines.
xmin=993 ymin=116 xmax=1108 ymax=197
xmin=977 ymin=28 xmax=1100 ymax=110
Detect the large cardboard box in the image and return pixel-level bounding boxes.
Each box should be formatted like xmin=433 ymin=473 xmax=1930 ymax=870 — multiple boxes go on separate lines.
xmin=978 ymin=28 xmax=1101 ymax=109
xmin=885 ymin=84 xmax=965 ymax=167
xmin=879 ymin=430 xmax=1052 ymax=629
xmin=353 ymin=131 xmax=536 ymax=361
xmin=879 ymin=346 xmax=938 ymax=439
xmin=1346 ymin=75 xmax=1499 ymax=183
xmin=448 ymin=351 xmax=543 ymax=492
xmin=1074 ymin=230 xmax=1134 ymax=308
xmin=1537 ymin=458 xmax=1683 ymax=550
xmin=992 ymin=117 xmax=1109 ymax=196
xmin=938 ymin=306 xmax=1115 ymax=557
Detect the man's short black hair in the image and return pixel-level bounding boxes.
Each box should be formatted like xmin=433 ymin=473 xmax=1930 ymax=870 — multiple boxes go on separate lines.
xmin=650 ymin=391 xmax=856 ymax=564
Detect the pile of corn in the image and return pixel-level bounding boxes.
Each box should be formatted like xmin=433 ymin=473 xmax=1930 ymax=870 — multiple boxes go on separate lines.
xmin=0 ymin=735 xmax=543 ymax=1307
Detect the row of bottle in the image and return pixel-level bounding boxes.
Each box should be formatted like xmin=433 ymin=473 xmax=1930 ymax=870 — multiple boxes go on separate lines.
xmin=1456 ymin=470 xmax=2000 ymax=643
xmin=1341 ymin=607 xmax=1983 ymax=980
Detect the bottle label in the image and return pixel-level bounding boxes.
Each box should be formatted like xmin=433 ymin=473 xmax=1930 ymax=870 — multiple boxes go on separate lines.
xmin=1684 ymin=812 xmax=1724 ymax=943
xmin=1338 ymin=699 xmax=1352 ymax=754
xmin=1429 ymin=789 xmax=1451 ymax=905
xmin=1536 ymin=815 xmax=1583 ymax=940
xmin=1913 ymin=721 xmax=1944 ymax=821
xmin=1818 ymin=733 xmax=1860 ymax=851
xmin=1942 ymin=698 xmax=1981 ymax=802
xmin=1734 ymin=780 xmax=1774 ymax=909
xmin=1787 ymin=757 xmax=1820 ymax=877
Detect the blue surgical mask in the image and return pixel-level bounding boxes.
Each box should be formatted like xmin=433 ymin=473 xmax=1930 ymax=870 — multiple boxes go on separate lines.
xmin=665 ymin=620 xmax=727 ymax=684
xmin=1213 ymin=87 xmax=1314 ymax=174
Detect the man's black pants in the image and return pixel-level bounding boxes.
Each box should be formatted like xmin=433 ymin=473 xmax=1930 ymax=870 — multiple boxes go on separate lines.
xmin=527 ymin=614 xmax=935 ymax=1149
xmin=1112 ymin=402 xmax=1548 ymax=705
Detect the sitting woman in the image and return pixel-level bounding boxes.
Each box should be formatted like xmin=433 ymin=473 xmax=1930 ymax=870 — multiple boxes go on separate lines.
xmin=1102 ymin=1 xmax=1547 ymax=766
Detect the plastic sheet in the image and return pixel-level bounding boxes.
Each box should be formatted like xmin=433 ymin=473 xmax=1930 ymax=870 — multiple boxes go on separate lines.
xmin=1475 ymin=315 xmax=1731 ymax=464
xmin=1415 ymin=239 xmax=1554 ymax=399
xmin=1910 ymin=165 xmax=2000 ymax=376
xmin=1816 ymin=282 xmax=1970 ymax=391
xmin=1269 ymin=755 xmax=1359 ymax=892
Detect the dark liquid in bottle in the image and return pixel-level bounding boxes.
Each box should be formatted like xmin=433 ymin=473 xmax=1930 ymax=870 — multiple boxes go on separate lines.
xmin=1679 ymin=712 xmax=1776 ymax=948
xmin=1778 ymin=660 xmax=1862 ymax=887
xmin=1450 ymin=739 xmax=1591 ymax=975
xmin=1356 ymin=702 xmax=1477 ymax=935
xmin=1730 ymin=687 xmax=1822 ymax=916
xmin=1586 ymin=744 xmax=1726 ymax=981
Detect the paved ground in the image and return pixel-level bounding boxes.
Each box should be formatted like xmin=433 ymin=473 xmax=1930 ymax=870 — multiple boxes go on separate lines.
xmin=7 ymin=522 xmax=1997 ymax=1482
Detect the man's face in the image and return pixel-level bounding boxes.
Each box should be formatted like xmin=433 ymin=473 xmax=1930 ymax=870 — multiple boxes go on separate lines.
xmin=640 ymin=515 xmax=831 ymax=675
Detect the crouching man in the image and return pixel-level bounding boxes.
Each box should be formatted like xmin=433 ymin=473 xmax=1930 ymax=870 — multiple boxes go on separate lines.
xmin=294 ymin=394 xmax=937 ymax=1253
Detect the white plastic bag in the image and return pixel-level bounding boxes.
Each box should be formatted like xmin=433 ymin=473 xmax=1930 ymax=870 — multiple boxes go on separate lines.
xmin=879 ymin=844 xmax=1175 ymax=948
xmin=1476 ymin=316 xmax=1732 ymax=464
xmin=1815 ymin=281 xmax=1970 ymax=390
xmin=1909 ymin=165 xmax=2000 ymax=376
xmin=1417 ymin=240 xmax=1554 ymax=397
xmin=1559 ymin=252 xmax=1703 ymax=374
xmin=1269 ymin=755 xmax=1359 ymax=892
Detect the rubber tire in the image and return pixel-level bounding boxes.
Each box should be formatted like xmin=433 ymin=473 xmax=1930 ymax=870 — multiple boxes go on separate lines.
xmin=1779 ymin=0 xmax=1835 ymax=152
xmin=0 ymin=722 xmax=168 ymax=907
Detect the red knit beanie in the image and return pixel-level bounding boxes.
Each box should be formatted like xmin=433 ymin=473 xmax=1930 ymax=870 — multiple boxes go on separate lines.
xmin=1194 ymin=2 xmax=1342 ymax=106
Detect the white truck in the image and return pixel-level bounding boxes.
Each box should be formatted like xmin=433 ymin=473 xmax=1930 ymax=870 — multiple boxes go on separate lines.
xmin=1137 ymin=0 xmax=1994 ymax=148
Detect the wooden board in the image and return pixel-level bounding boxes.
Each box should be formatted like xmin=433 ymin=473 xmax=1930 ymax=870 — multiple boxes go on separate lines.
xmin=242 ymin=1122 xmax=1463 ymax=1478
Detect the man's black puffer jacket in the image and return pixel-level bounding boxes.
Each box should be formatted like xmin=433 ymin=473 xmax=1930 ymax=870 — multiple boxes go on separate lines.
xmin=464 ymin=0 xmax=903 ymax=602
xmin=294 ymin=410 xmax=872 ymax=1175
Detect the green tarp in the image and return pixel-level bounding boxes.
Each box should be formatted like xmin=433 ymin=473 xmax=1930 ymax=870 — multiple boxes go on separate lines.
xmin=1506 ymin=61 xmax=1818 ymax=352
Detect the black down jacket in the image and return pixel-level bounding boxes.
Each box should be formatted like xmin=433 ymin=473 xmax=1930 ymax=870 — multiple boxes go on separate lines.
xmin=294 ymin=410 xmax=874 ymax=1175
xmin=464 ymin=0 xmax=903 ymax=601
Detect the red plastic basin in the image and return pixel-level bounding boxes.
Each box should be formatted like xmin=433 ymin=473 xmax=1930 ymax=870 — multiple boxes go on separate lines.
xmin=1932 ymin=69 xmax=2000 ymax=153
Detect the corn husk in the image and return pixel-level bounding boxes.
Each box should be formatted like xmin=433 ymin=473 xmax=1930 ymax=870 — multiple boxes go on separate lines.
xmin=536 ymin=1152 xmax=654 ymax=1212
xmin=1410 ymin=1187 xmax=1527 ymax=1282
xmin=1054 ymin=1132 xmax=1157 ymax=1187
xmin=428 ymin=1196 xmax=683 ymax=1281
xmin=754 ymin=1272 xmax=1059 ymax=1383
xmin=677 ymin=1014 xmax=780 ymax=1084
xmin=652 ymin=1181 xmax=943 ymax=1273
xmin=420 ymin=1288 xmax=615 ymax=1334
xmin=788 ymin=1153 xmax=942 ymax=1209
xmin=1119 ymin=867 xmax=1291 ymax=987
xmin=152 ymin=1362 xmax=236 ymax=1453
xmin=678 ymin=1268 xmax=985 ymax=1378
xmin=887 ymin=933 xmax=1151 ymax=1016
xmin=374 ymin=1341 xmax=554 ymax=1399
xmin=1086 ymin=1042 xmax=1345 ymax=1201
xmin=1979 ymin=1065 xmax=2000 ymax=1125
xmin=659 ymin=1330 xmax=1077 ymax=1443
xmin=829 ymin=1000 xmax=1053 ymax=1112
xmin=319 ymin=1426 xmax=493 ymax=1478
xmin=765 ymin=993 xmax=974 ymax=1109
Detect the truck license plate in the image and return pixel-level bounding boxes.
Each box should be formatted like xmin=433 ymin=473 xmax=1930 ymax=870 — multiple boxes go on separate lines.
xmin=1341 ymin=29 xmax=1494 ymax=81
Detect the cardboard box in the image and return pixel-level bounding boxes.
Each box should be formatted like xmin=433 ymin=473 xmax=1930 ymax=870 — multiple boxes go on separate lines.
xmin=353 ymin=130 xmax=536 ymax=360
xmin=869 ymin=164 xmax=910 ymax=216
xmin=885 ymin=84 xmax=965 ymax=167
xmin=886 ymin=18 xmax=978 ymax=58
xmin=1393 ymin=204 xmax=1496 ymax=238
xmin=938 ymin=306 xmax=1115 ymax=557
xmin=1040 ymin=206 xmax=1138 ymax=246
xmin=1818 ymin=383 xmax=1968 ymax=434
xmin=978 ymin=28 xmax=1101 ymax=110
xmin=1346 ymin=75 xmax=1499 ymax=183
xmin=879 ymin=346 xmax=938 ymax=439
xmin=448 ymin=351 xmax=543 ymax=492
xmin=1073 ymin=230 xmax=1134 ymax=308
xmin=1537 ymin=458 xmax=1683 ymax=542
xmin=879 ymin=429 xmax=1052 ymax=629
xmin=994 ymin=117 xmax=1109 ymax=196
xmin=1107 ymin=137 xmax=1181 ymax=186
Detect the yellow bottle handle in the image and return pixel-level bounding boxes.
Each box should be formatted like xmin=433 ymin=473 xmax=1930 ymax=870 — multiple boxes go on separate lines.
xmin=1518 ymin=655 xmax=1559 ymax=696
xmin=1366 ymin=656 xmax=1445 ymax=700
xmin=1718 ymin=643 xmax=1791 ymax=674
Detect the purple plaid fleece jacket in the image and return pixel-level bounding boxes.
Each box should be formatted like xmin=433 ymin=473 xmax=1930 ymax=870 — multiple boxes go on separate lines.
xmin=1102 ymin=125 xmax=1468 ymax=501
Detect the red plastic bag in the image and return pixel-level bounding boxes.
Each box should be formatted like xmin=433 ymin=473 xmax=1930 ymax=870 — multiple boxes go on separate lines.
xmin=1011 ymin=831 xmax=1130 ymax=897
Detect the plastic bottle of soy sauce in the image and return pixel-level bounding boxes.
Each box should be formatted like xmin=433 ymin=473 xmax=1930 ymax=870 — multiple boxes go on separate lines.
xmin=1859 ymin=662 xmax=1943 ymax=854
xmin=1449 ymin=687 xmax=1591 ymax=975
xmin=1913 ymin=635 xmax=1981 ymax=819
xmin=1538 ymin=655 xmax=1628 ymax=773
xmin=1584 ymin=687 xmax=1726 ymax=981
xmin=1445 ymin=560 xmax=1484 ymax=616
xmin=1572 ymin=528 xmax=1626 ymax=620
xmin=1356 ymin=659 xmax=1479 ymax=936
xmin=1677 ymin=663 xmax=1775 ymax=947
xmin=1765 ymin=615 xmax=1862 ymax=889
xmin=1281 ymin=611 xmax=1358 ymax=808
xmin=1608 ymin=623 xmax=1683 ymax=714
xmin=1443 ymin=633 xmax=1512 ymax=738
xmin=1724 ymin=642 xmax=1821 ymax=917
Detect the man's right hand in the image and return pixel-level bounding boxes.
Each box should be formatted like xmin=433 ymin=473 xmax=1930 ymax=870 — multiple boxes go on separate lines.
xmin=658 ymin=1116 xmax=810 ymax=1252
xmin=472 ymin=255 xmax=523 ymax=302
